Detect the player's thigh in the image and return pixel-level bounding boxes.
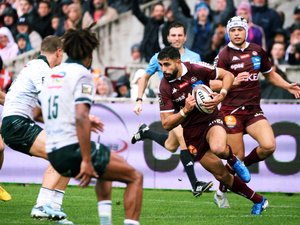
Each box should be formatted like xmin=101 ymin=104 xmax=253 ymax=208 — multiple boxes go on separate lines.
xmin=101 ymin=152 xmax=142 ymax=184
xmin=165 ymin=125 xmax=186 ymax=150
xmin=206 ymin=125 xmax=227 ymax=154
xmin=227 ymin=132 xmax=245 ymax=159
xmin=0 ymin=134 xmax=4 ymax=152
xmin=246 ymin=119 xmax=275 ymax=149
xmin=199 ymin=151 xmax=228 ymax=180
xmin=29 ymin=130 xmax=47 ymax=159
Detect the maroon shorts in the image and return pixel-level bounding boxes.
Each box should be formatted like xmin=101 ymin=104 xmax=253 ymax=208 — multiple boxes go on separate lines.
xmin=220 ymin=105 xmax=266 ymax=134
xmin=183 ymin=117 xmax=226 ymax=161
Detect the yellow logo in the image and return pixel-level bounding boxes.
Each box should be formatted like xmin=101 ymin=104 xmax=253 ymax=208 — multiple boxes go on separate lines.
xmin=224 ymin=115 xmax=237 ymax=128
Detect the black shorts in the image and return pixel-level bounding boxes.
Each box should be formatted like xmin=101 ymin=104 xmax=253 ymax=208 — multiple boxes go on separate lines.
xmin=1 ymin=115 xmax=43 ymax=155
xmin=48 ymin=142 xmax=111 ymax=177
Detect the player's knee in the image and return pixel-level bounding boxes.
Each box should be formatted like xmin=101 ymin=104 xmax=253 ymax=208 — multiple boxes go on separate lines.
xmin=262 ymin=142 xmax=276 ymax=155
xmin=210 ymin=143 xmax=227 ymax=157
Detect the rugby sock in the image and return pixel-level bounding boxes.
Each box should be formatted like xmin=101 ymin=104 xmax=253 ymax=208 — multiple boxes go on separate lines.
xmin=244 ymin=147 xmax=262 ymax=166
xmin=142 ymin=129 xmax=168 ymax=147
xmin=36 ymin=187 xmax=53 ymax=207
xmin=180 ymin=150 xmax=197 ymax=189
xmin=229 ymin=176 xmax=263 ymax=204
xmin=225 ymin=145 xmax=237 ymax=166
xmin=124 ymin=219 xmax=140 ymax=225
xmin=51 ymin=189 xmax=65 ymax=210
xmin=219 ymin=164 xmax=236 ymax=193
xmin=98 ymin=200 xmax=112 ymax=225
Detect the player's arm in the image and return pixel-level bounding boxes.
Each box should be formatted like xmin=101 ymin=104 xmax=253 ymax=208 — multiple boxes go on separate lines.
xmin=263 ymin=70 xmax=300 ymax=99
xmin=33 ymin=107 xmax=43 ymax=122
xmin=0 ymin=90 xmax=5 ymax=105
xmin=74 ymin=103 xmax=99 ymax=187
xmin=133 ymin=72 xmax=151 ymax=115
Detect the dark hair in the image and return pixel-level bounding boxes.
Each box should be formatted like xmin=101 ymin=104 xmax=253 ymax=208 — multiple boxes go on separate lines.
xmin=168 ymin=21 xmax=186 ymax=35
xmin=41 ymin=35 xmax=63 ymax=53
xmin=157 ymin=46 xmax=180 ymax=61
xmin=151 ymin=2 xmax=164 ymax=12
xmin=63 ymin=28 xmax=99 ymax=60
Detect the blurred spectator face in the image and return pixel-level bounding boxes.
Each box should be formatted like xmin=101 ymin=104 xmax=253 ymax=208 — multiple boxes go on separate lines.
xmin=215 ymin=24 xmax=226 ymax=39
xmin=51 ymin=16 xmax=60 ymax=30
xmin=216 ymin=0 xmax=226 ymax=12
xmin=3 ymin=15 xmax=14 ymax=26
xmin=237 ymin=9 xmax=250 ymax=22
xmin=290 ymin=28 xmax=300 ymax=45
xmin=67 ymin=3 xmax=81 ymax=22
xmin=195 ymin=4 xmax=209 ymax=21
xmin=38 ymin=1 xmax=51 ymax=18
xmin=273 ymin=33 xmax=285 ymax=43
xmin=167 ymin=27 xmax=186 ymax=49
xmin=0 ymin=35 xmax=9 ymax=47
xmin=294 ymin=6 xmax=300 ymax=23
xmin=117 ymin=85 xmax=129 ymax=97
xmin=165 ymin=7 xmax=173 ymax=22
xmin=271 ymin=43 xmax=285 ymax=61
xmin=17 ymin=36 xmax=26 ymax=50
xmin=151 ymin=4 xmax=164 ymax=21
xmin=93 ymin=0 xmax=105 ymax=10
xmin=19 ymin=0 xmax=33 ymax=15
xmin=131 ymin=49 xmax=141 ymax=61
xmin=17 ymin=24 xmax=29 ymax=33
xmin=96 ymin=78 xmax=110 ymax=96
xmin=253 ymin=0 xmax=265 ymax=7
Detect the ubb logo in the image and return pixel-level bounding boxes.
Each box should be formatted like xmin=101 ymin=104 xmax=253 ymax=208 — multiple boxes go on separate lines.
xmin=224 ymin=115 xmax=237 ymax=128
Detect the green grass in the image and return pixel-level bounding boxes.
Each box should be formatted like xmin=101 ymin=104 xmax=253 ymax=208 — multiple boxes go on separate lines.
xmin=0 ymin=183 xmax=299 ymax=225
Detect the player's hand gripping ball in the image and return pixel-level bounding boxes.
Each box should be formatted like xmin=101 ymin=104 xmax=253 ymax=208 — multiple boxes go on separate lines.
xmin=192 ymin=84 xmax=214 ymax=114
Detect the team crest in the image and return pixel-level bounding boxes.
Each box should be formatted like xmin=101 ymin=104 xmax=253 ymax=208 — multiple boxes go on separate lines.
xmin=191 ymin=76 xmax=197 ymax=83
xmin=252 ymin=51 xmax=258 ymax=56
xmin=82 ymin=83 xmax=93 ymax=94
xmin=224 ymin=115 xmax=237 ymax=128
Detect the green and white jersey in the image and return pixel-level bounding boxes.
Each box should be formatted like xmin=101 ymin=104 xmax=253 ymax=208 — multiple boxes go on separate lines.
xmin=2 ymin=57 xmax=49 ymax=120
xmin=39 ymin=62 xmax=94 ymax=153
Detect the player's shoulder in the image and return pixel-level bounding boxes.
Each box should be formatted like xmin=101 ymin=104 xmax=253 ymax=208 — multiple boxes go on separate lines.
xmin=247 ymin=42 xmax=266 ymax=54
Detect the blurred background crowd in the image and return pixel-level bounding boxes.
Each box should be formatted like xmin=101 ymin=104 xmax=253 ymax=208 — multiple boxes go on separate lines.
xmin=0 ymin=0 xmax=299 ymax=100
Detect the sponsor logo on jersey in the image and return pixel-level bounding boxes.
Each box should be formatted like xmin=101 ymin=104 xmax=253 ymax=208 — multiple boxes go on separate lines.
xmin=240 ymin=54 xmax=250 ymax=59
xmin=209 ymin=118 xmax=223 ymax=126
xmin=179 ymin=81 xmax=189 ymax=89
xmin=230 ymin=63 xmax=244 ymax=70
xmin=172 ymin=88 xmax=177 ymax=94
xmin=174 ymin=93 xmax=185 ymax=102
xmin=251 ymin=56 xmax=261 ymax=70
xmin=224 ymin=115 xmax=237 ymax=128
xmin=49 ymin=73 xmax=65 ymax=88
xmin=82 ymin=83 xmax=93 ymax=94
xmin=232 ymin=56 xmax=240 ymax=61
xmin=191 ymin=80 xmax=203 ymax=88
xmin=254 ymin=112 xmax=264 ymax=117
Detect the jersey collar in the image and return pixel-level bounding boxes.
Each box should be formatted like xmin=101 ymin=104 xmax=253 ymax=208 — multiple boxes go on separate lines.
xmin=65 ymin=58 xmax=90 ymax=69
xmin=37 ymin=55 xmax=50 ymax=67
xmin=168 ymin=63 xmax=188 ymax=83
xmin=228 ymin=41 xmax=250 ymax=51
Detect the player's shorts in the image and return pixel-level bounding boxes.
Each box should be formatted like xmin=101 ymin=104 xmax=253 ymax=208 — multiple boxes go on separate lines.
xmin=183 ymin=117 xmax=226 ymax=162
xmin=220 ymin=105 xmax=266 ymax=134
xmin=1 ymin=115 xmax=43 ymax=155
xmin=48 ymin=142 xmax=110 ymax=177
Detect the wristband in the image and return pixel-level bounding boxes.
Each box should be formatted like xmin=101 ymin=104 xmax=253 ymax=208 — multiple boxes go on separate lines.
xmin=136 ymin=97 xmax=143 ymax=102
xmin=180 ymin=109 xmax=187 ymax=118
xmin=220 ymin=88 xmax=228 ymax=97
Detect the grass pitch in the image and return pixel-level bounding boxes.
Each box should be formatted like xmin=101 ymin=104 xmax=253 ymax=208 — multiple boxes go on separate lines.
xmin=0 ymin=183 xmax=299 ymax=225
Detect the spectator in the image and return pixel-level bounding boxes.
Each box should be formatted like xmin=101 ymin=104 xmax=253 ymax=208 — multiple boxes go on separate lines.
xmin=82 ymin=0 xmax=118 ymax=28
xmin=132 ymin=0 xmax=165 ymax=62
xmin=251 ymin=0 xmax=282 ymax=51
xmin=95 ymin=75 xmax=116 ymax=97
xmin=285 ymin=25 xmax=300 ymax=65
xmin=18 ymin=0 xmax=37 ymax=27
xmin=51 ymin=14 xmax=62 ymax=36
xmin=285 ymin=5 xmax=300 ymax=40
xmin=272 ymin=29 xmax=287 ymax=46
xmin=236 ymin=1 xmax=266 ymax=49
xmin=130 ymin=43 xmax=142 ymax=63
xmin=191 ymin=2 xmax=215 ymax=62
xmin=206 ymin=23 xmax=226 ymax=64
xmin=16 ymin=16 xmax=42 ymax=49
xmin=64 ymin=3 xmax=83 ymax=30
xmin=108 ymin=0 xmax=132 ymax=14
xmin=212 ymin=0 xmax=235 ymax=26
xmin=130 ymin=68 xmax=155 ymax=100
xmin=0 ymin=56 xmax=13 ymax=93
xmin=52 ymin=0 xmax=73 ymax=36
xmin=16 ymin=33 xmax=32 ymax=55
xmin=115 ymin=75 xmax=130 ymax=98
xmin=160 ymin=5 xmax=174 ymax=48
xmin=32 ymin=0 xmax=54 ymax=38
xmin=270 ymin=42 xmax=287 ymax=65
xmin=2 ymin=7 xmax=18 ymax=39
xmin=0 ymin=27 xmax=18 ymax=63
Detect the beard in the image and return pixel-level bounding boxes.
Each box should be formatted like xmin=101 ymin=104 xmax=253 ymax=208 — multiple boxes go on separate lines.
xmin=164 ymin=68 xmax=178 ymax=81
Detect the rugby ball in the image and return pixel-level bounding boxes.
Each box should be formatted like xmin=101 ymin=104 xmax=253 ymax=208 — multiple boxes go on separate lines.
xmin=192 ymin=84 xmax=214 ymax=114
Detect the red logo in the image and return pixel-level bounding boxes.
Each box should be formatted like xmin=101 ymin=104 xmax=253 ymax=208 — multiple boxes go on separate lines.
xmin=240 ymin=54 xmax=250 ymax=59
xmin=179 ymin=82 xmax=189 ymax=89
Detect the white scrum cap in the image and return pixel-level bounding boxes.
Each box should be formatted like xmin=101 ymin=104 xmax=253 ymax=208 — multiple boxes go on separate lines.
xmin=226 ymin=16 xmax=248 ymax=39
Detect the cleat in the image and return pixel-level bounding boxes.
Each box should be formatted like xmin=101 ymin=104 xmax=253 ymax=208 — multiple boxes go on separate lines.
xmin=192 ymin=181 xmax=213 ymax=197
xmin=251 ymin=197 xmax=268 ymax=215
xmin=131 ymin=123 xmax=149 ymax=144
xmin=214 ymin=192 xmax=230 ymax=208
xmin=232 ymin=158 xmax=251 ymax=183
xmin=31 ymin=205 xmax=50 ymax=219
xmin=0 ymin=185 xmax=12 ymax=201
xmin=57 ymin=218 xmax=74 ymax=225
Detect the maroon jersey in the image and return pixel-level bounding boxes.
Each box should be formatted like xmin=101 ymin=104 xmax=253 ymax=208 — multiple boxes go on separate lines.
xmin=159 ymin=61 xmax=218 ymax=128
xmin=215 ymin=42 xmax=272 ymax=107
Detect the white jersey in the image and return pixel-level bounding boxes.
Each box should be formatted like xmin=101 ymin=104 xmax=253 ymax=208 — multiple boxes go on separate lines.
xmin=39 ymin=62 xmax=94 ymax=153
xmin=2 ymin=57 xmax=49 ymax=120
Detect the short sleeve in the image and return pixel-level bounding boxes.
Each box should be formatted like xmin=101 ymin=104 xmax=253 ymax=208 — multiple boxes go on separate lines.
xmin=74 ymin=75 xmax=94 ymax=106
xmin=145 ymin=53 xmax=160 ymax=76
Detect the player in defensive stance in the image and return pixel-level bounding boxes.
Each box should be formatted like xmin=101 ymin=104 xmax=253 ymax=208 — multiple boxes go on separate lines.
xmin=211 ymin=16 xmax=300 ymax=208
xmin=39 ymin=28 xmax=143 ymax=225
xmin=0 ymin=36 xmax=73 ymax=224
xmin=132 ymin=22 xmax=212 ymax=196
xmin=158 ymin=46 xmax=268 ymax=215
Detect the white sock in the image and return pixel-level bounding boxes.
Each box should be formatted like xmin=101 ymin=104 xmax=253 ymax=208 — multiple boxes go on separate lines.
xmin=36 ymin=187 xmax=54 ymax=207
xmin=98 ymin=200 xmax=112 ymax=225
xmin=51 ymin=189 xmax=65 ymax=210
xmin=217 ymin=189 xmax=225 ymax=196
xmin=124 ymin=219 xmax=140 ymax=225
